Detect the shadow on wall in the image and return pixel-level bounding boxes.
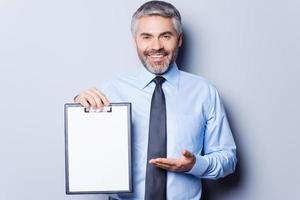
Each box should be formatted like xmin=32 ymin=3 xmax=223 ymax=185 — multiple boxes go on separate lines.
xmin=177 ymin=29 xmax=244 ymax=200
xmin=177 ymin=28 xmax=190 ymax=72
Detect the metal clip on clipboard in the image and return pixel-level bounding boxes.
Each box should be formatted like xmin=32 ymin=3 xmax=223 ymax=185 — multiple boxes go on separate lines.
xmin=84 ymin=106 xmax=112 ymax=113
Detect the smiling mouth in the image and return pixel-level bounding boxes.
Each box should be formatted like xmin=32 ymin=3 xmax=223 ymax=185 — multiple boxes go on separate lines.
xmin=150 ymin=54 xmax=164 ymax=58
xmin=148 ymin=54 xmax=167 ymax=60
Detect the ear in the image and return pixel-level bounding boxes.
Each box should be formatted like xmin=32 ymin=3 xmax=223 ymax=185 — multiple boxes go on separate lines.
xmin=178 ymin=34 xmax=183 ymax=47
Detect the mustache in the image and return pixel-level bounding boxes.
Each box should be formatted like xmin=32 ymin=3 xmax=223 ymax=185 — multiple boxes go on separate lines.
xmin=144 ymin=49 xmax=169 ymax=56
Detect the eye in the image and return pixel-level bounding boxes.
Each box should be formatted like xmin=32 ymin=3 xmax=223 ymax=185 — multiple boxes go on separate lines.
xmin=142 ymin=36 xmax=150 ymax=40
xmin=163 ymin=35 xmax=171 ymax=40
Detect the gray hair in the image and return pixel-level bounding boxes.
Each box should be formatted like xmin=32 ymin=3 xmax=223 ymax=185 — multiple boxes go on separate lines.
xmin=131 ymin=1 xmax=182 ymax=36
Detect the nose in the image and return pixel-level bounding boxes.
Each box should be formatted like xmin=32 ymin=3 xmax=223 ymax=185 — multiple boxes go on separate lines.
xmin=151 ymin=38 xmax=163 ymax=50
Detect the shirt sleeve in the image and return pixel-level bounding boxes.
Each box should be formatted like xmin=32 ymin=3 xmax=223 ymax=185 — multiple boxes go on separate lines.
xmin=186 ymin=86 xmax=237 ymax=179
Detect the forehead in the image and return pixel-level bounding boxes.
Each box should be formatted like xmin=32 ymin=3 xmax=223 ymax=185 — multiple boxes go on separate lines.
xmin=136 ymin=16 xmax=176 ymax=35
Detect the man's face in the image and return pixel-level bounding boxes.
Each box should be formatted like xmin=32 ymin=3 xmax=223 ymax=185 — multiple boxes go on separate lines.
xmin=134 ymin=16 xmax=182 ymax=75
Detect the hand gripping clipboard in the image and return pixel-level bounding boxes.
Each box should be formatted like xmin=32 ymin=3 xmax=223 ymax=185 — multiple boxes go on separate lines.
xmin=64 ymin=103 xmax=132 ymax=194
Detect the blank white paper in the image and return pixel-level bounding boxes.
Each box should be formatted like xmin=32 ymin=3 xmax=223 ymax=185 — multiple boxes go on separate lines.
xmin=65 ymin=104 xmax=131 ymax=193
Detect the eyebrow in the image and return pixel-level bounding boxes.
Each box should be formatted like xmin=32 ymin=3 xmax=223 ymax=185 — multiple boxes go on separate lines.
xmin=159 ymin=31 xmax=174 ymax=36
xmin=139 ymin=33 xmax=152 ymax=37
xmin=139 ymin=31 xmax=175 ymax=37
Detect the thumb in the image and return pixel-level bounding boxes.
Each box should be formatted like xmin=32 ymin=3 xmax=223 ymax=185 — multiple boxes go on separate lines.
xmin=182 ymin=149 xmax=194 ymax=158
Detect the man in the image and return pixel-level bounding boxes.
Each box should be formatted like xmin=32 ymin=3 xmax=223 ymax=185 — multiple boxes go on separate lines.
xmin=74 ymin=1 xmax=237 ymax=200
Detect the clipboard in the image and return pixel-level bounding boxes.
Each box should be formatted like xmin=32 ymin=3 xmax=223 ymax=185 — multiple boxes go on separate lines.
xmin=64 ymin=103 xmax=132 ymax=194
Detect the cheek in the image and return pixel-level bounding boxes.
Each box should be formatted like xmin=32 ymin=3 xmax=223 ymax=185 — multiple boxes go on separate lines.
xmin=164 ymin=41 xmax=179 ymax=52
xmin=136 ymin=46 xmax=146 ymax=57
xmin=136 ymin=43 xmax=149 ymax=54
xmin=136 ymin=39 xmax=150 ymax=48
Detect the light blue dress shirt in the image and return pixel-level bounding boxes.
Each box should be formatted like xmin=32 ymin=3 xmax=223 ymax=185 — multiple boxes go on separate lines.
xmin=100 ymin=63 xmax=237 ymax=200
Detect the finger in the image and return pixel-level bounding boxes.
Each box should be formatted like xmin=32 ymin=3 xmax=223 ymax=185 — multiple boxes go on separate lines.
xmin=85 ymin=90 xmax=103 ymax=109
xmin=149 ymin=159 xmax=173 ymax=167
xmin=182 ymin=150 xmax=194 ymax=158
xmin=151 ymin=162 xmax=173 ymax=171
xmin=76 ymin=96 xmax=91 ymax=108
xmin=90 ymin=87 xmax=110 ymax=106
xmin=73 ymin=95 xmax=80 ymax=103
xmin=149 ymin=160 xmax=173 ymax=170
xmin=152 ymin=158 xmax=177 ymax=166
xmin=82 ymin=92 xmax=97 ymax=109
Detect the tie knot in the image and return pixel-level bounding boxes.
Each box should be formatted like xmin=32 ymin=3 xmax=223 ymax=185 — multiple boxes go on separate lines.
xmin=153 ymin=76 xmax=165 ymax=85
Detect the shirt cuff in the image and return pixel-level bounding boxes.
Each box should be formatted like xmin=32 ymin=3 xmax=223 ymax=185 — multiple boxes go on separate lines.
xmin=185 ymin=155 xmax=209 ymax=178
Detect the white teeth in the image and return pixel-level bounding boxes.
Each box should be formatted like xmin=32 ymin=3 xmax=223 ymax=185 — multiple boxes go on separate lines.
xmin=150 ymin=54 xmax=164 ymax=58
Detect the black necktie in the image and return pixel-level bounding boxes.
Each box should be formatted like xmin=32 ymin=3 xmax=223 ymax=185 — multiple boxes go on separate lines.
xmin=145 ymin=76 xmax=167 ymax=200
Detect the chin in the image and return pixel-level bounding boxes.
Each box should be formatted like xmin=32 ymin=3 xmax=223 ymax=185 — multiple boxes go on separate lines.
xmin=145 ymin=63 xmax=170 ymax=75
xmin=138 ymin=53 xmax=175 ymax=75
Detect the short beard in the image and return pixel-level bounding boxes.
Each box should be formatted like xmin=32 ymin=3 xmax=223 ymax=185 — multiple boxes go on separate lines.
xmin=139 ymin=48 xmax=179 ymax=75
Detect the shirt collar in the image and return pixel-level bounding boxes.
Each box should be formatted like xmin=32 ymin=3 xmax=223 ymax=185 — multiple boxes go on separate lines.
xmin=137 ymin=62 xmax=180 ymax=90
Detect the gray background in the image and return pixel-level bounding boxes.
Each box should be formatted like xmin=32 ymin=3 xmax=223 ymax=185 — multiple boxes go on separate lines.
xmin=0 ymin=0 xmax=299 ymax=200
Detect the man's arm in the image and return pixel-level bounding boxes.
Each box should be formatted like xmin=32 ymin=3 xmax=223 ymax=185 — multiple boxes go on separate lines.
xmin=151 ymin=87 xmax=237 ymax=179
xmin=186 ymin=87 xmax=237 ymax=179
